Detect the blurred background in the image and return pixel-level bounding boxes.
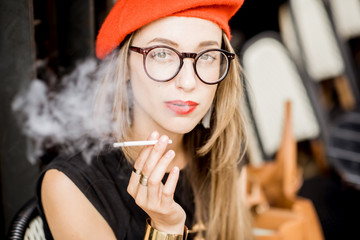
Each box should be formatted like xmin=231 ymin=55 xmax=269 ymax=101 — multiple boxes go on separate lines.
xmin=1 ymin=0 xmax=360 ymax=239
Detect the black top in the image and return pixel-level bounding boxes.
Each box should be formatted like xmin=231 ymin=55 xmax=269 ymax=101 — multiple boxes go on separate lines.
xmin=36 ymin=149 xmax=195 ymax=239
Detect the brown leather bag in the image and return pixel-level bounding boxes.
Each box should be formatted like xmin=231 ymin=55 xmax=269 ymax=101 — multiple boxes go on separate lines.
xmin=246 ymin=101 xmax=324 ymax=240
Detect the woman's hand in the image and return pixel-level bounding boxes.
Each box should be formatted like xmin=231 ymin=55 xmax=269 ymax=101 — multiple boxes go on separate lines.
xmin=127 ymin=131 xmax=186 ymax=234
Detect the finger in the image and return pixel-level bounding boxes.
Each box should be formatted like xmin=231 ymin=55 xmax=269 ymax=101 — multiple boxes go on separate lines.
xmin=147 ymin=150 xmax=175 ymax=200
xmin=135 ymin=135 xmax=170 ymax=205
xmin=134 ymin=131 xmax=160 ymax=171
xmin=127 ymin=169 xmax=143 ymax=197
xmin=161 ymin=166 xmax=180 ymax=206
xmin=140 ymin=135 xmax=169 ymax=179
xmin=127 ymin=131 xmax=159 ymax=196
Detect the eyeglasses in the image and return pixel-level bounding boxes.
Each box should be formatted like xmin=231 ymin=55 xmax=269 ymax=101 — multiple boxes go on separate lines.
xmin=129 ymin=45 xmax=235 ymax=85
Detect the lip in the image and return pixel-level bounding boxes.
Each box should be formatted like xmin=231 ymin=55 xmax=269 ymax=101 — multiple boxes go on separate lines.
xmin=165 ymin=100 xmax=199 ymax=115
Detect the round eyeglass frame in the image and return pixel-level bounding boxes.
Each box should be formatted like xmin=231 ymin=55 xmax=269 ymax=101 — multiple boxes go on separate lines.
xmin=129 ymin=45 xmax=235 ymax=85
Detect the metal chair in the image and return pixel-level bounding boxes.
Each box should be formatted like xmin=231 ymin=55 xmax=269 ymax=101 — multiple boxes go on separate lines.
xmin=7 ymin=198 xmax=46 ymax=240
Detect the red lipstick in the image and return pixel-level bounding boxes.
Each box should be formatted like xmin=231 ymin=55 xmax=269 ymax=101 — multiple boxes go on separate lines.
xmin=165 ymin=100 xmax=199 ymax=115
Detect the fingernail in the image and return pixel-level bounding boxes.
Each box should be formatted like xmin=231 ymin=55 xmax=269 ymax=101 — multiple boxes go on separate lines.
xmin=165 ymin=150 xmax=175 ymax=158
xmin=172 ymin=166 xmax=179 ymax=174
xmin=150 ymin=131 xmax=159 ymax=139
xmin=159 ymin=135 xmax=168 ymax=143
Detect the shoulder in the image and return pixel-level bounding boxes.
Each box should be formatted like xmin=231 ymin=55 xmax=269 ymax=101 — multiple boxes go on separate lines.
xmin=41 ymin=169 xmax=117 ymax=239
xmin=38 ymin=150 xmax=143 ymax=239
xmin=41 ymin=169 xmax=84 ymax=209
xmin=39 ymin=149 xmax=132 ymax=204
xmin=42 ymin=169 xmax=72 ymax=194
xmin=41 ymin=149 xmax=131 ymax=184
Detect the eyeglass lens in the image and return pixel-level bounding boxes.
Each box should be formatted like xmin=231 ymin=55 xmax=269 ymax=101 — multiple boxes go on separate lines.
xmin=145 ymin=47 xmax=229 ymax=84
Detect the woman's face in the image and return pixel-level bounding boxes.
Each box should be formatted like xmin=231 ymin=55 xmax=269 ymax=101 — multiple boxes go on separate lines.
xmin=129 ymin=16 xmax=222 ymax=135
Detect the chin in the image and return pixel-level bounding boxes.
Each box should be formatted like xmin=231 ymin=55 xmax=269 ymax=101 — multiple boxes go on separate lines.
xmin=164 ymin=120 xmax=200 ymax=134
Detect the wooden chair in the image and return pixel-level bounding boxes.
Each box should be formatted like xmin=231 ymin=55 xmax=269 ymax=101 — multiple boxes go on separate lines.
xmin=241 ymin=32 xmax=328 ymax=172
xmin=279 ymin=0 xmax=360 ymax=188
xmin=245 ymin=101 xmax=324 ymax=240
xmin=282 ymin=0 xmax=359 ymax=112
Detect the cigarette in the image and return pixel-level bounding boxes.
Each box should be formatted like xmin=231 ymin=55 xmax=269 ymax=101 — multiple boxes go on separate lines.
xmin=113 ymin=139 xmax=173 ymax=147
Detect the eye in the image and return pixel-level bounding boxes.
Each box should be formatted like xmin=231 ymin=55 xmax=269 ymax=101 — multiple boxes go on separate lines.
xmin=199 ymin=51 xmax=218 ymax=63
xmin=155 ymin=51 xmax=168 ymax=59
xmin=149 ymin=48 xmax=176 ymax=62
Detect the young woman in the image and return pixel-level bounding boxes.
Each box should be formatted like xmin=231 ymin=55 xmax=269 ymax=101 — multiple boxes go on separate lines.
xmin=37 ymin=0 xmax=252 ymax=239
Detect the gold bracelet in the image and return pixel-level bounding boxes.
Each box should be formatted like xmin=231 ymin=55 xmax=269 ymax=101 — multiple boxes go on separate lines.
xmin=144 ymin=218 xmax=188 ymax=240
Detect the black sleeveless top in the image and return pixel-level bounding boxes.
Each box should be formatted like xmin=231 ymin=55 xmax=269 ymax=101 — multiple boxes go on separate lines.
xmin=36 ymin=149 xmax=195 ymax=239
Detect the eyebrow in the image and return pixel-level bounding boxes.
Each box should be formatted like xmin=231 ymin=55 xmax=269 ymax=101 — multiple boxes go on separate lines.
xmin=147 ymin=38 xmax=221 ymax=48
xmin=199 ymin=40 xmax=221 ymax=48
xmin=148 ymin=38 xmax=179 ymax=47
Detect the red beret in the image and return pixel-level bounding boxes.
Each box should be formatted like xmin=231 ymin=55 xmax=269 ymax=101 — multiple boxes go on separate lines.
xmin=96 ymin=0 xmax=244 ymax=59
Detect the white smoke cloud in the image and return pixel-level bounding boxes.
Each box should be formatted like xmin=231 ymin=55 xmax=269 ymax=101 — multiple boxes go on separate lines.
xmin=12 ymin=58 xmax=115 ymax=164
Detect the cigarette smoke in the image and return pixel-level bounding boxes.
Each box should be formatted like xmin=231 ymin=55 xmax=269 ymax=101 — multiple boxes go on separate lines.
xmin=12 ymin=58 xmax=115 ymax=164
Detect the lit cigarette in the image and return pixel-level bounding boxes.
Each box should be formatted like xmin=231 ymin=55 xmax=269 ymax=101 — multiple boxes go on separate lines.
xmin=113 ymin=139 xmax=173 ymax=147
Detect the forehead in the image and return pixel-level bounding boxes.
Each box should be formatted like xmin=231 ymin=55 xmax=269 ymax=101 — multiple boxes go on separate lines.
xmin=131 ymin=16 xmax=222 ymax=49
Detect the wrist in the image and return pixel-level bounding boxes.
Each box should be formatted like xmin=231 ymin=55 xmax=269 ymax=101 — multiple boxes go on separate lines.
xmin=151 ymin=217 xmax=186 ymax=235
xmin=144 ymin=218 xmax=188 ymax=240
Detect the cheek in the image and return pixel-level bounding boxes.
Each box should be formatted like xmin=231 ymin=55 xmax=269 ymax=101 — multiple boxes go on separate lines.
xmin=130 ymin=75 xmax=150 ymax=104
xmin=197 ymin=86 xmax=217 ymax=121
xmin=205 ymin=87 xmax=217 ymax=106
xmin=129 ymin=57 xmax=145 ymax=82
xmin=129 ymin=65 xmax=163 ymax=110
xmin=129 ymin=60 xmax=149 ymax=95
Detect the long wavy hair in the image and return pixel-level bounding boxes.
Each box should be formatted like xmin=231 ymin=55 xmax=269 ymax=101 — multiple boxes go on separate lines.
xmin=95 ymin=32 xmax=253 ymax=240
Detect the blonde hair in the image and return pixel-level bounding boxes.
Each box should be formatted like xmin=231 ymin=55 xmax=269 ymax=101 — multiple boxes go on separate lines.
xmin=95 ymin=33 xmax=253 ymax=240
xmin=185 ymin=34 xmax=252 ymax=240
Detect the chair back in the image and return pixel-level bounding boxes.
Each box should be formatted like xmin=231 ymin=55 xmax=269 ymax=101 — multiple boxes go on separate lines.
xmin=328 ymin=0 xmax=360 ymax=40
xmin=289 ymin=0 xmax=345 ymax=81
xmin=241 ymin=32 xmax=320 ymax=158
xmin=7 ymin=198 xmax=45 ymax=240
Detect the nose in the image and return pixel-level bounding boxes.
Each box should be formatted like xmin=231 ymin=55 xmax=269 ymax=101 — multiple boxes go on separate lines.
xmin=174 ymin=59 xmax=197 ymax=92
